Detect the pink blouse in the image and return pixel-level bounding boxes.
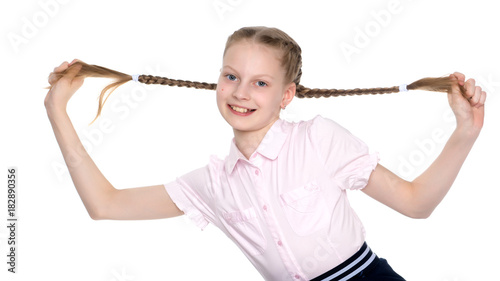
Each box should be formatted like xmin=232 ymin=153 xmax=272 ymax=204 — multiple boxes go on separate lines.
xmin=164 ymin=115 xmax=379 ymax=280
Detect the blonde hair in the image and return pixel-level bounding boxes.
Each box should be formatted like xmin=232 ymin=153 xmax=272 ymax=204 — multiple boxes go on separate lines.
xmin=47 ymin=26 xmax=464 ymax=125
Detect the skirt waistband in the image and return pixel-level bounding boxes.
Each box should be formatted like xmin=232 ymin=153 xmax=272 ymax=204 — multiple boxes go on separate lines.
xmin=310 ymin=242 xmax=378 ymax=281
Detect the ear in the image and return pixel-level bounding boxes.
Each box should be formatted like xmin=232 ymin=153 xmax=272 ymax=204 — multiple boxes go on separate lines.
xmin=281 ymin=82 xmax=296 ymax=108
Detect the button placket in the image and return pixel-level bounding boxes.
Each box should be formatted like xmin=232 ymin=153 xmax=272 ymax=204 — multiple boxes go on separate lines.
xmin=250 ymin=161 xmax=306 ymax=280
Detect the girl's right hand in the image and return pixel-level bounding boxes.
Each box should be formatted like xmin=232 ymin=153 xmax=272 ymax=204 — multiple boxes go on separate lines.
xmin=44 ymin=59 xmax=84 ymax=113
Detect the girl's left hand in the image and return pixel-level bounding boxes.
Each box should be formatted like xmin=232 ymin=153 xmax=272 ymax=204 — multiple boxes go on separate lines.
xmin=448 ymin=72 xmax=486 ymax=136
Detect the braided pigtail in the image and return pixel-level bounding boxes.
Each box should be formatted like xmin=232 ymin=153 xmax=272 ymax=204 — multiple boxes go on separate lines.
xmin=49 ymin=61 xmax=464 ymax=125
xmin=295 ymin=76 xmax=465 ymax=98
xmin=47 ymin=28 xmax=468 ymax=125
xmin=48 ymin=61 xmax=216 ymax=125
xmin=138 ymin=75 xmax=216 ymax=90
xmin=223 ymin=27 xmax=467 ymax=99
xmin=295 ymin=84 xmax=399 ymax=98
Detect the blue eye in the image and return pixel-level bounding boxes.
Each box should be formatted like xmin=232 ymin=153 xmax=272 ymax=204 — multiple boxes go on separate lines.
xmin=256 ymin=81 xmax=267 ymax=87
xmin=226 ymin=74 xmax=237 ymax=81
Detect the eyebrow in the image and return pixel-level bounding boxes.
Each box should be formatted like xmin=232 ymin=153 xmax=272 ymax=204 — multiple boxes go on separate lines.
xmin=222 ymin=65 xmax=275 ymax=80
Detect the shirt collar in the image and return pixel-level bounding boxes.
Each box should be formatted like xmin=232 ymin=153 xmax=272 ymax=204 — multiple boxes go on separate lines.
xmin=225 ymin=119 xmax=288 ymax=174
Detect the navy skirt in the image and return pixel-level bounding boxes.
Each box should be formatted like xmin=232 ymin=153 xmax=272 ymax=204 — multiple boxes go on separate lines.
xmin=310 ymin=242 xmax=405 ymax=281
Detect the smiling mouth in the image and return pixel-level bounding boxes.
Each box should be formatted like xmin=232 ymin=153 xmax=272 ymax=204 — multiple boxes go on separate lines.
xmin=229 ymin=104 xmax=256 ymax=113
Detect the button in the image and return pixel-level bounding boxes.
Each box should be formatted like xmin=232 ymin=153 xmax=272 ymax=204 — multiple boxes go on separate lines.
xmin=294 ymin=274 xmax=300 ymax=279
xmin=277 ymin=240 xmax=283 ymax=246
xmin=263 ymin=205 xmax=267 ymax=211
xmin=255 ymin=170 xmax=259 ymax=176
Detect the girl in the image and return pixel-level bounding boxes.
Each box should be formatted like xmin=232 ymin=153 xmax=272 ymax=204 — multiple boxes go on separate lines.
xmin=45 ymin=26 xmax=485 ymax=280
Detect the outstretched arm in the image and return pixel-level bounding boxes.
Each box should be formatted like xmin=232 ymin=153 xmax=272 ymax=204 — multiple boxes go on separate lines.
xmin=362 ymin=72 xmax=486 ymax=218
xmin=45 ymin=60 xmax=184 ymax=220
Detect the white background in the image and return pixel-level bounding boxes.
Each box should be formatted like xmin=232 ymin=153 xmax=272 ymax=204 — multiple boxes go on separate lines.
xmin=1 ymin=0 xmax=499 ymax=280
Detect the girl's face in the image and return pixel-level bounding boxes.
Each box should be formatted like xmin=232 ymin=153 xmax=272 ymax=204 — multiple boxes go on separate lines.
xmin=216 ymin=41 xmax=295 ymax=137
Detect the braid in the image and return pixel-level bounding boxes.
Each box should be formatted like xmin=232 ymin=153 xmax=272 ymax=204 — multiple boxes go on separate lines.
xmin=48 ymin=61 xmax=464 ymax=125
xmin=46 ymin=27 xmax=469 ymax=125
xmin=47 ymin=61 xmax=218 ymax=125
xmin=138 ymin=75 xmax=216 ymax=90
xmin=295 ymin=76 xmax=465 ymax=98
xmin=295 ymin=85 xmax=399 ymax=98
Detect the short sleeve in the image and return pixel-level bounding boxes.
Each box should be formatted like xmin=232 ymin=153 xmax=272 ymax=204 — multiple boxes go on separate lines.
xmin=309 ymin=115 xmax=379 ymax=190
xmin=164 ymin=165 xmax=216 ymax=230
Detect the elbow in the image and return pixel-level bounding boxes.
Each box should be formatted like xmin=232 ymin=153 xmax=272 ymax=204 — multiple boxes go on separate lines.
xmin=87 ymin=204 xmax=109 ymax=220
xmin=90 ymin=214 xmax=103 ymax=220
xmin=407 ymin=207 xmax=433 ymax=219
xmin=87 ymin=187 xmax=115 ymax=220
xmin=406 ymin=183 xmax=434 ymax=219
xmin=408 ymin=212 xmax=431 ymax=220
xmin=89 ymin=209 xmax=104 ymax=220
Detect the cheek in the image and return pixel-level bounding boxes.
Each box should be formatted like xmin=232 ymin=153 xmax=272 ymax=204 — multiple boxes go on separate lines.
xmin=217 ymin=81 xmax=233 ymax=98
xmin=256 ymin=92 xmax=281 ymax=108
xmin=216 ymin=88 xmax=226 ymax=107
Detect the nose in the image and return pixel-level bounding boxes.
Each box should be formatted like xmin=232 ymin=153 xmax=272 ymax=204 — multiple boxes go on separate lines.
xmin=232 ymin=84 xmax=250 ymax=101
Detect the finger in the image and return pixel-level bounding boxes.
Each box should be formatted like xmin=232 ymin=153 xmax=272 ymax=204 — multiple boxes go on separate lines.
xmin=48 ymin=73 xmax=58 ymax=85
xmin=476 ymin=90 xmax=487 ymax=108
xmin=464 ymin=78 xmax=476 ymax=100
xmin=53 ymin=61 xmax=69 ymax=73
xmin=449 ymin=74 xmax=466 ymax=97
xmin=451 ymin=72 xmax=466 ymax=85
xmin=68 ymin=58 xmax=81 ymax=66
xmin=48 ymin=61 xmax=73 ymax=85
xmin=48 ymin=69 xmax=64 ymax=85
xmin=61 ymin=64 xmax=82 ymax=82
xmin=469 ymin=86 xmax=482 ymax=106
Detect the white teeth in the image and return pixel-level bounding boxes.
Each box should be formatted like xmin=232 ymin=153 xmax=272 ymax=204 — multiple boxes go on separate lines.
xmin=231 ymin=105 xmax=249 ymax=113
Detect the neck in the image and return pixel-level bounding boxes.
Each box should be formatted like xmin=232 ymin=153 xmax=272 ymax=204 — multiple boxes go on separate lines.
xmin=233 ymin=117 xmax=279 ymax=160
